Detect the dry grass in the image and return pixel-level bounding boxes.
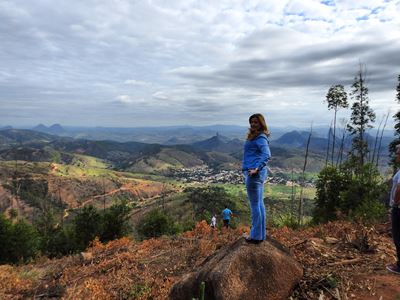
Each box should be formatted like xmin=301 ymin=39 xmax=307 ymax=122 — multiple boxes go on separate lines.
xmin=0 ymin=220 xmax=398 ymax=299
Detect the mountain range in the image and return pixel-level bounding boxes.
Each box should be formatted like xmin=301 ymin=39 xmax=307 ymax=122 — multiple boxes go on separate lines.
xmin=0 ymin=126 xmax=393 ymax=174
xmin=3 ymin=123 xmax=394 ymax=145
xmin=0 ymin=128 xmax=322 ymax=172
xmin=32 ymin=123 xmax=65 ymax=135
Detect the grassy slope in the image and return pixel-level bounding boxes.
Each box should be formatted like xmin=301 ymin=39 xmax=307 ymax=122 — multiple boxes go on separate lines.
xmin=1 ymin=149 xmax=317 ymax=229
xmin=0 ymin=154 xmax=179 ymax=220
xmin=143 ymin=182 xmax=316 ymax=232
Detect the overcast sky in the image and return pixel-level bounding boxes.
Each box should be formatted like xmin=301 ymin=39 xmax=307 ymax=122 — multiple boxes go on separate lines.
xmin=1 ymin=0 xmax=399 ymax=128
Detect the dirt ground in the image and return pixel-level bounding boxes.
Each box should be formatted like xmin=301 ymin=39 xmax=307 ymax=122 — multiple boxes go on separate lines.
xmin=353 ymin=274 xmax=400 ymax=300
xmin=1 ymin=220 xmax=400 ymax=299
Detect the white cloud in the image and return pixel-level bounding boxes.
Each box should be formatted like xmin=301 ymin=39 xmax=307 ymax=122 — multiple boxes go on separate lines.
xmin=124 ymin=79 xmax=150 ymax=86
xmin=285 ymin=0 xmax=334 ymax=20
xmin=115 ymin=95 xmax=134 ymax=104
xmin=0 ymin=0 xmax=398 ymax=127
xmin=152 ymin=91 xmax=169 ymax=100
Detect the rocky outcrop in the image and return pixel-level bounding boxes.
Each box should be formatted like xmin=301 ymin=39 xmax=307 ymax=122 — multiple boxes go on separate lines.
xmin=170 ymin=237 xmax=303 ymax=300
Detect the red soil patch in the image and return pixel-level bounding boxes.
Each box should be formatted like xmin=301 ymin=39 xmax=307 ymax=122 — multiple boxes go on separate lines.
xmin=352 ymin=274 xmax=400 ymax=300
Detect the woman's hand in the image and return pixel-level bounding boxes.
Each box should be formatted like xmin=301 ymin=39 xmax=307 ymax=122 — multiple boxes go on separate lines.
xmin=248 ymin=168 xmax=259 ymax=176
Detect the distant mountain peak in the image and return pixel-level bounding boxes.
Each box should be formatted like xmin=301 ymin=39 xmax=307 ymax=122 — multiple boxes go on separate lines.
xmin=32 ymin=124 xmax=48 ymax=132
xmin=48 ymin=123 xmax=64 ymax=133
xmin=49 ymin=123 xmax=63 ymax=129
xmin=191 ymin=134 xmax=242 ymax=153
xmin=32 ymin=123 xmax=64 ymax=135
xmin=276 ymin=130 xmax=306 ymax=147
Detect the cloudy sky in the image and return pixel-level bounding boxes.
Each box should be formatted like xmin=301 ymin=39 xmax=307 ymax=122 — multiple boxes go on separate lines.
xmin=1 ymin=0 xmax=399 ymax=128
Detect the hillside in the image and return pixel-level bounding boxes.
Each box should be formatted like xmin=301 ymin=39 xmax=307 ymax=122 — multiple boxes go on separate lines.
xmin=1 ymin=221 xmax=399 ymax=299
xmin=0 ymin=129 xmax=327 ymax=173
xmin=30 ymin=124 xmax=248 ymax=144
xmin=33 ymin=124 xmax=65 ymax=135
xmin=0 ymin=129 xmax=58 ymax=149
xmin=191 ymin=134 xmax=243 ymax=153
xmin=275 ymin=130 xmax=392 ymax=155
xmin=0 ymin=155 xmax=177 ymax=221
xmin=0 ymin=129 xmax=204 ymax=172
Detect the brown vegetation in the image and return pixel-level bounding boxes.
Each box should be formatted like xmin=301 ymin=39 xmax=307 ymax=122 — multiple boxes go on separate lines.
xmin=0 ymin=166 xmax=175 ymax=220
xmin=0 ymin=221 xmax=399 ymax=299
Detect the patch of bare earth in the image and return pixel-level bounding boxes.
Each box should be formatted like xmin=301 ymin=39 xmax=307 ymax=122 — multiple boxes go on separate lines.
xmin=273 ymin=221 xmax=400 ymax=299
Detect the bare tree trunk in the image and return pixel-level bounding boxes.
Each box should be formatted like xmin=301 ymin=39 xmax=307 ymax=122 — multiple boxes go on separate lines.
xmin=102 ymin=176 xmax=106 ymax=212
xmin=332 ymin=109 xmax=337 ymax=164
xmin=12 ymin=148 xmax=21 ymax=212
xmin=161 ymin=182 xmax=168 ymax=211
xmin=56 ymin=178 xmax=64 ymax=226
xmin=371 ymin=115 xmax=384 ymax=166
xmin=291 ymin=169 xmax=296 ymax=224
xmin=298 ymin=124 xmax=312 ymax=226
xmin=336 ymin=123 xmax=348 ymax=167
xmin=359 ymin=66 xmax=366 ymax=168
xmin=376 ymin=111 xmax=390 ymax=168
xmin=325 ymin=123 xmax=332 ymax=167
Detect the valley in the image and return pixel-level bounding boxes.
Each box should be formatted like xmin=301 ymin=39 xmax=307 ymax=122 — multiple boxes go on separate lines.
xmin=0 ymin=128 xmax=321 ymax=228
xmin=0 ymin=127 xmax=397 ymax=299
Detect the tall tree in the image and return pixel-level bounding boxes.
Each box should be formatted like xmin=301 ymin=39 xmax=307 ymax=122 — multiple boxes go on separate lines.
xmin=389 ymin=75 xmax=400 ymax=169
xmin=336 ymin=119 xmax=348 ymax=167
xmin=325 ymin=84 xmax=348 ymax=164
xmin=374 ymin=112 xmax=390 ymax=168
xmin=298 ymin=124 xmax=312 ymax=226
xmin=347 ymin=65 xmax=376 ymax=172
xmin=325 ymin=123 xmax=332 ymax=167
xmin=74 ymin=205 xmax=102 ymax=250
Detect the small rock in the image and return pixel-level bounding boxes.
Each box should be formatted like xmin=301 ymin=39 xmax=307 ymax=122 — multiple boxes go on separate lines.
xmin=80 ymin=251 xmax=93 ymax=263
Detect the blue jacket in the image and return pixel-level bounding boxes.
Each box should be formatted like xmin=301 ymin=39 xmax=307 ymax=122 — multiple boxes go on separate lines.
xmin=222 ymin=208 xmax=232 ymax=220
xmin=242 ymin=133 xmax=271 ymax=171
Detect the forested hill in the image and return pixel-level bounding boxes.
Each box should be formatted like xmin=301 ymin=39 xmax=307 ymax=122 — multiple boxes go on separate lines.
xmin=0 ymin=129 xmax=331 ymax=174
xmin=275 ymin=130 xmax=393 ymax=154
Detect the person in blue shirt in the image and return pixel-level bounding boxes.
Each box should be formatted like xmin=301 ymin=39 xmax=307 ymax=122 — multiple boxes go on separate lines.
xmin=242 ymin=113 xmax=271 ymax=244
xmin=222 ymin=206 xmax=233 ymax=228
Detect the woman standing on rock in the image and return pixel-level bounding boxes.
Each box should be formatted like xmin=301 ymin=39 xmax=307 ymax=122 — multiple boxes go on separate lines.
xmin=242 ymin=113 xmax=271 ymax=244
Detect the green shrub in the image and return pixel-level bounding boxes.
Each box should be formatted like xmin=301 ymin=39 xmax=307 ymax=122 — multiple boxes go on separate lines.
xmin=35 ymin=209 xmax=77 ymax=257
xmin=313 ymin=166 xmax=351 ymax=223
xmin=9 ymin=220 xmax=41 ymax=263
xmin=136 ymin=209 xmax=179 ymax=239
xmin=74 ymin=205 xmax=102 ymax=251
xmin=47 ymin=225 xmax=77 ymax=256
xmin=185 ymin=186 xmax=237 ymax=222
xmin=0 ymin=214 xmax=13 ymax=263
xmin=340 ymin=164 xmax=387 ymax=223
xmin=128 ymin=283 xmax=151 ymax=298
xmin=101 ymin=200 xmax=132 ymax=243
xmin=0 ymin=214 xmax=41 ymax=264
xmin=271 ymin=213 xmax=300 ymax=229
xmin=313 ymin=164 xmax=387 ymax=224
xmin=352 ymin=198 xmax=386 ymax=224
xmin=14 ymin=177 xmax=49 ymax=209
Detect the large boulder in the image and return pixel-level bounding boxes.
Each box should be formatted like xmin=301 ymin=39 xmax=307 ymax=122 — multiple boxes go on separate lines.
xmin=170 ymin=237 xmax=303 ymax=300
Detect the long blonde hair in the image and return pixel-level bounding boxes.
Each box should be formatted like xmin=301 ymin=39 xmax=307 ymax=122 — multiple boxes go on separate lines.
xmin=247 ymin=113 xmax=270 ymax=140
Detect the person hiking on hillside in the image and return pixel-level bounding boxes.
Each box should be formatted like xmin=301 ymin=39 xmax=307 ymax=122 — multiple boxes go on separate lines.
xmin=387 ymin=144 xmax=400 ymax=274
xmin=242 ymin=113 xmax=271 ymax=244
xmin=222 ymin=206 xmax=233 ymax=228
xmin=210 ymin=214 xmax=217 ymax=229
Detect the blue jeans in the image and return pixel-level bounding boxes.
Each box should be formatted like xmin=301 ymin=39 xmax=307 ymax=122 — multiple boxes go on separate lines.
xmin=392 ymin=207 xmax=400 ymax=267
xmin=244 ymin=168 xmax=267 ymax=240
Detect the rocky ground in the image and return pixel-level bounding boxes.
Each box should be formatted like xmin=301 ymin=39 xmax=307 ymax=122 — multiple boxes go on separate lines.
xmin=0 ymin=220 xmax=399 ymax=299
